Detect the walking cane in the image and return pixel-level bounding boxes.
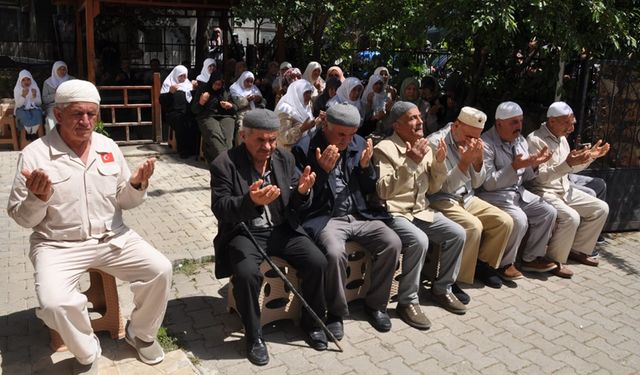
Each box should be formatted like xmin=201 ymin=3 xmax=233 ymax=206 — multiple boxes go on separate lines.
xmin=239 ymin=222 xmax=344 ymax=352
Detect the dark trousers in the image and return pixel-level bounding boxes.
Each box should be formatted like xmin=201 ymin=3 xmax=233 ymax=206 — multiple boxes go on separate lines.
xmin=227 ymin=224 xmax=327 ymax=340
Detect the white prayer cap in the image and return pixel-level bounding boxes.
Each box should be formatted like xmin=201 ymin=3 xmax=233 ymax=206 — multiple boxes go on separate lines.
xmin=547 ymin=101 xmax=573 ymax=118
xmin=55 ymin=79 xmax=101 ymax=105
xmin=457 ymin=106 xmax=487 ymax=129
xmin=495 ymin=101 xmax=523 ymax=120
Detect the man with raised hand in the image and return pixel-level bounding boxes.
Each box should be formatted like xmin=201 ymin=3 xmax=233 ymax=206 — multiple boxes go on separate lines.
xmin=211 ymin=108 xmax=328 ymax=366
xmin=8 ymin=80 xmax=172 ymax=374
xmin=292 ymin=103 xmax=401 ymax=340
xmin=479 ymin=101 xmax=558 ymax=279
xmin=374 ymin=101 xmax=467 ymax=327
xmin=526 ymin=102 xmax=610 ymax=277
xmin=427 ymin=107 xmax=514 ymax=289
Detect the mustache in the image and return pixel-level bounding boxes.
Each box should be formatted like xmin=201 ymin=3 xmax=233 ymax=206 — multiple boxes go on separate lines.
xmin=513 ymin=128 xmax=522 ymax=134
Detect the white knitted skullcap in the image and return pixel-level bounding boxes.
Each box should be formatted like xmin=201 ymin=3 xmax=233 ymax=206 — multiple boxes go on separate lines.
xmin=495 ymin=101 xmax=523 ymax=120
xmin=55 ymin=79 xmax=101 ymax=105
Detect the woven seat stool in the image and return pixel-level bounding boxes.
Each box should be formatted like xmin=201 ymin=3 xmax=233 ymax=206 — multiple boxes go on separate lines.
xmin=49 ymin=269 xmax=125 ymax=352
xmin=344 ymin=242 xmax=373 ymax=303
xmin=227 ymin=257 xmax=302 ymax=327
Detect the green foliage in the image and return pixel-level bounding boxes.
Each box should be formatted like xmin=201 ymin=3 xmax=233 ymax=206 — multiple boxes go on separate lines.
xmin=156 ymin=326 xmax=179 ymax=352
xmin=94 ymin=121 xmax=109 ymax=137
xmin=233 ymin=0 xmax=639 ymax=104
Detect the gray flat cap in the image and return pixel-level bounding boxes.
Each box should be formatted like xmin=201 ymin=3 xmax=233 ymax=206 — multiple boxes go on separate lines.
xmin=243 ymin=108 xmax=280 ymax=130
xmin=326 ymin=103 xmax=361 ymax=128
xmin=387 ymin=101 xmax=417 ymax=126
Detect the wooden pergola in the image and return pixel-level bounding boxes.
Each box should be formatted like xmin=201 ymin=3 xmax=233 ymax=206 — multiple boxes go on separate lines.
xmin=52 ymin=0 xmax=233 ymax=83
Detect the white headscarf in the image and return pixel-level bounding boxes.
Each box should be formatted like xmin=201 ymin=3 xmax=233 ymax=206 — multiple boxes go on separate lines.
xmin=14 ymin=69 xmax=41 ymax=112
xmin=196 ymin=58 xmax=216 ymax=83
xmin=161 ymin=65 xmax=193 ymax=102
xmin=303 ymin=62 xmax=324 ymax=85
xmin=275 ymin=79 xmax=314 ymax=123
xmin=44 ymin=61 xmax=71 ymax=89
xmin=230 ymin=71 xmax=261 ymax=109
xmin=361 ymin=74 xmax=387 ymax=113
xmin=374 ymin=66 xmax=391 ymax=83
xmin=328 ymin=77 xmax=362 ymax=108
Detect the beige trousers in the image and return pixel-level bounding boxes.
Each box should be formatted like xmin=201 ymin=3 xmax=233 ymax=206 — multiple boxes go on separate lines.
xmin=29 ymin=230 xmax=173 ymax=365
xmin=543 ymin=189 xmax=609 ymax=263
xmin=431 ymin=197 xmax=513 ymax=284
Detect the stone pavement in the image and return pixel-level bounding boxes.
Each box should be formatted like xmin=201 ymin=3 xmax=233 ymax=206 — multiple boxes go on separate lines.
xmin=1 ymin=145 xmax=640 ymax=374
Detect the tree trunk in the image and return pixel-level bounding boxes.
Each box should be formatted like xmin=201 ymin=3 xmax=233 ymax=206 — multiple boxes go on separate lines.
xmin=195 ymin=10 xmax=212 ymax=70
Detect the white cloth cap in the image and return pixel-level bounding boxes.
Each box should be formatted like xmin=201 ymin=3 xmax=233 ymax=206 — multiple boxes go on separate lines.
xmin=547 ymin=101 xmax=573 ymax=118
xmin=457 ymin=106 xmax=487 ymax=129
xmin=280 ymin=61 xmax=292 ymax=70
xmin=495 ymin=101 xmax=523 ymax=120
xmin=55 ymin=79 xmax=100 ymax=105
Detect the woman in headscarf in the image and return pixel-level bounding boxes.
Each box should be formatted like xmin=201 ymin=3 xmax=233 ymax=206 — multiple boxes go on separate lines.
xmin=359 ymin=73 xmax=389 ymax=136
xmin=42 ymin=61 xmax=74 ymax=132
xmin=399 ymin=77 xmax=428 ymax=122
xmin=327 ymin=76 xmax=364 ymax=126
xmin=312 ymin=76 xmax=341 ymax=117
xmin=230 ymin=71 xmax=265 ymax=133
xmin=196 ymin=58 xmax=217 ymax=85
xmin=275 ymin=79 xmax=322 ymax=149
xmin=160 ymin=65 xmax=199 ymax=158
xmin=302 ymin=61 xmax=325 ymax=100
xmin=191 ymin=72 xmax=237 ymax=164
xmin=13 ymin=70 xmax=43 ymax=148
xmin=374 ymin=66 xmax=397 ymax=100
xmin=326 ymin=66 xmax=345 ymax=82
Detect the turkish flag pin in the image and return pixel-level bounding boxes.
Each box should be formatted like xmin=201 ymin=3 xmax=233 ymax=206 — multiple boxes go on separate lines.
xmin=101 ymin=152 xmax=114 ymax=163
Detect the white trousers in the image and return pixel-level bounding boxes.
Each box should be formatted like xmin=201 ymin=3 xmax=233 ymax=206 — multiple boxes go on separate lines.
xmin=544 ymin=189 xmax=609 ymax=263
xmin=29 ymin=230 xmax=172 ymax=364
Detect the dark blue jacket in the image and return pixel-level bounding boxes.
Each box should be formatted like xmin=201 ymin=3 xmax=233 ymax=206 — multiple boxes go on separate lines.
xmin=292 ymin=130 xmax=390 ymax=240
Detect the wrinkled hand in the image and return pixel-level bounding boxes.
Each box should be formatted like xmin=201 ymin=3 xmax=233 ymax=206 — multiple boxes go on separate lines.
xmin=169 ymin=84 xmax=178 ymax=93
xmin=315 ymin=145 xmax=340 ymax=173
xmin=21 ymin=87 xmax=28 ymax=97
xmin=590 ymin=140 xmax=610 ymax=159
xmin=360 ymin=138 xmax=374 ymax=168
xmin=220 ymin=100 xmax=233 ymax=109
xmin=435 ymin=137 xmax=447 ymax=162
xmin=459 ymin=138 xmax=482 ymax=167
xmin=199 ymin=92 xmax=210 ymax=105
xmin=249 ymin=179 xmax=281 ymax=206
xmin=130 ymin=158 xmax=156 ymax=189
xmin=297 ymin=165 xmax=316 ymax=195
xmin=21 ymin=169 xmax=52 ymax=201
xmin=31 ymin=89 xmax=37 ymax=98
xmin=301 ymin=117 xmax=316 ymax=132
xmin=566 ymin=148 xmax=591 ymax=167
xmin=513 ymin=146 xmax=553 ymax=170
xmin=192 ymin=80 xmax=198 ymax=88
xmin=406 ymin=138 xmax=430 ymax=164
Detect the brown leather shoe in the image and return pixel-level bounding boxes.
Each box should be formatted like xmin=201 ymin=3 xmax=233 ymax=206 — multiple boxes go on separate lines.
xmin=498 ymin=264 xmax=523 ymax=281
xmin=551 ymin=263 xmax=574 ymax=278
xmin=568 ymin=250 xmax=599 ymax=267
xmin=520 ymin=257 xmax=557 ymax=273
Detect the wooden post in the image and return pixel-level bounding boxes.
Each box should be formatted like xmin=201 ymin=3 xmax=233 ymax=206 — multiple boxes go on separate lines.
xmin=276 ymin=23 xmax=285 ymax=62
xmin=76 ymin=8 xmax=84 ymax=78
xmin=85 ymin=0 xmax=100 ymax=83
xmin=152 ymin=72 xmax=162 ymax=142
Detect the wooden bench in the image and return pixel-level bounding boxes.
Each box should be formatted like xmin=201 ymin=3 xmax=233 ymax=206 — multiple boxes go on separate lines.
xmin=49 ymin=269 xmax=125 ymax=352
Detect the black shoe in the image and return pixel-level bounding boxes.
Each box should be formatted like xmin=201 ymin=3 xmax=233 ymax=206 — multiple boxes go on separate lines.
xmin=451 ymin=283 xmax=470 ymax=305
xmin=306 ymin=327 xmax=328 ymax=351
xmin=326 ymin=314 xmax=344 ymax=341
xmin=246 ymin=337 xmax=269 ymax=366
xmin=364 ymin=306 xmax=392 ymax=332
xmin=475 ymin=261 xmax=503 ymax=288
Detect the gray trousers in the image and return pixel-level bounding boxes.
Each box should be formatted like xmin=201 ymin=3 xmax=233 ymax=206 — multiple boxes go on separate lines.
xmin=492 ymin=196 xmax=557 ymax=266
xmin=317 ymin=215 xmax=401 ymax=317
xmin=387 ymin=213 xmax=465 ymax=299
xmin=569 ymin=174 xmax=607 ymax=200
xmin=197 ymin=116 xmax=235 ymax=165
